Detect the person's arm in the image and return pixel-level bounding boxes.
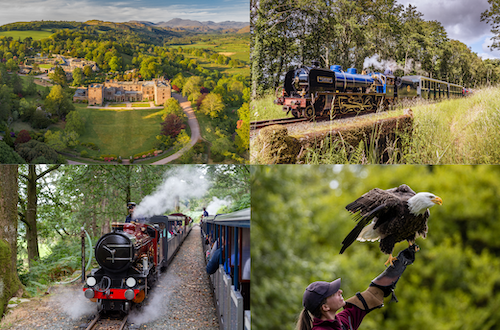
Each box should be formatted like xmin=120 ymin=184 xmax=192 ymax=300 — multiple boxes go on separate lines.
xmin=345 ymin=245 xmax=418 ymax=312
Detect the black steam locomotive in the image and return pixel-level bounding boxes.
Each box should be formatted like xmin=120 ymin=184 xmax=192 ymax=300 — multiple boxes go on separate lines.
xmin=83 ymin=214 xmax=191 ymax=313
xmin=275 ymin=62 xmax=465 ymax=119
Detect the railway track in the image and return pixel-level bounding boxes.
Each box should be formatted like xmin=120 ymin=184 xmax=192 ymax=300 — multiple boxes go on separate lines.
xmin=250 ymin=117 xmax=309 ymax=129
xmin=85 ymin=314 xmax=128 ymax=330
xmin=251 ymin=110 xmax=378 ymax=131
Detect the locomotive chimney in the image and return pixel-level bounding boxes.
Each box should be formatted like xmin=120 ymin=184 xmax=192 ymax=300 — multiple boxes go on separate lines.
xmin=174 ymin=195 xmax=180 ymax=212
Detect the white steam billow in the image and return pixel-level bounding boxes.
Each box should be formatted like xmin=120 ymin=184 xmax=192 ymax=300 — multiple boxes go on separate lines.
xmin=52 ymin=286 xmax=95 ymax=320
xmin=363 ymin=54 xmax=412 ymax=74
xmin=133 ymin=167 xmax=210 ymax=219
xmin=206 ymin=196 xmax=233 ymax=216
xmin=128 ymin=272 xmax=181 ymax=325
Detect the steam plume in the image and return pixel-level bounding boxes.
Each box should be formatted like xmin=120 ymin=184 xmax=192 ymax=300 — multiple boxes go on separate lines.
xmin=133 ymin=166 xmax=210 ymax=219
xmin=206 ymin=196 xmax=233 ymax=216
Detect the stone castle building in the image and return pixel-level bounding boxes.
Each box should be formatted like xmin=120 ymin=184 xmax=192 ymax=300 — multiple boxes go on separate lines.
xmin=73 ymin=77 xmax=171 ymax=106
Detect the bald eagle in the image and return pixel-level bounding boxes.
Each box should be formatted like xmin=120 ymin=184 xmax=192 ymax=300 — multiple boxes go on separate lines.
xmin=339 ymin=184 xmax=442 ymax=266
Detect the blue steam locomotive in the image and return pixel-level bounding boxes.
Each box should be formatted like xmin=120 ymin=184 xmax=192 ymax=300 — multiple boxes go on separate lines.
xmin=275 ymin=61 xmax=465 ymax=119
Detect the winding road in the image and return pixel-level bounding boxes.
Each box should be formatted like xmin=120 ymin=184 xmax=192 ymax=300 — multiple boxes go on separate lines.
xmin=151 ymin=93 xmax=201 ymax=164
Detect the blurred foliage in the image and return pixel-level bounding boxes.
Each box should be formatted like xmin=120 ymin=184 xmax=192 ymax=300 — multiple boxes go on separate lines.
xmin=18 ymin=237 xmax=85 ymax=296
xmin=252 ymin=165 xmax=500 ymax=330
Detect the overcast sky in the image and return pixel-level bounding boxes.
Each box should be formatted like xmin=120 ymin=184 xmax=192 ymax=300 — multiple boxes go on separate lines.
xmin=0 ymin=0 xmax=249 ymax=26
xmin=397 ymin=0 xmax=500 ymax=59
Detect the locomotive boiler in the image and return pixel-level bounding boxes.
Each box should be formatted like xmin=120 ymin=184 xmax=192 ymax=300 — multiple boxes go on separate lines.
xmin=83 ymin=214 xmax=191 ymax=313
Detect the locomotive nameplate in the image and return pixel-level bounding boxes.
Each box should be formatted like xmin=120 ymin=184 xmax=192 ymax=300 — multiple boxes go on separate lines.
xmin=317 ymin=76 xmax=333 ymax=84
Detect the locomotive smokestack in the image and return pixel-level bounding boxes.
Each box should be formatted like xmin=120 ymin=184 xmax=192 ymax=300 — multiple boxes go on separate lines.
xmin=174 ymin=195 xmax=180 ymax=212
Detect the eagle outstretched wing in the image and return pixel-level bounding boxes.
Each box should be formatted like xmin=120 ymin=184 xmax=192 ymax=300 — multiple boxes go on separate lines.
xmin=339 ymin=185 xmax=416 ymax=254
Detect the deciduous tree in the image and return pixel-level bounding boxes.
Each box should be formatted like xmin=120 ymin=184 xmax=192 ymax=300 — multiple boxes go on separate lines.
xmin=0 ymin=165 xmax=23 ymax=316
xmin=161 ymin=113 xmax=186 ymax=138
xmin=199 ymin=92 xmax=224 ymax=118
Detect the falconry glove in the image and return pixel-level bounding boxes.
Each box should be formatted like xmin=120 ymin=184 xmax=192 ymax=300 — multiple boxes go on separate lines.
xmin=370 ymin=245 xmax=418 ymax=301
xmin=345 ymin=245 xmax=418 ymax=311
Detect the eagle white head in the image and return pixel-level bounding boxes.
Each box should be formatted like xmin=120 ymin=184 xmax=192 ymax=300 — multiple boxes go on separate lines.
xmin=407 ymin=192 xmax=443 ymax=215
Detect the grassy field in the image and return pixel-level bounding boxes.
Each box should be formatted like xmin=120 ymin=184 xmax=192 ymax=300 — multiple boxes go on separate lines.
xmin=75 ymin=104 xmax=162 ymax=158
xmin=179 ymin=35 xmax=250 ymax=63
xmin=0 ymin=30 xmax=53 ymax=40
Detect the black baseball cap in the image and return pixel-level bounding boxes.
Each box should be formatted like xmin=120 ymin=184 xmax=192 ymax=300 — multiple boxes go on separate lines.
xmin=303 ymin=278 xmax=341 ymax=312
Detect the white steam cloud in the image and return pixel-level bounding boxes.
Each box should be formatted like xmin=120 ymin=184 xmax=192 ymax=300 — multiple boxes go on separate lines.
xmin=206 ymin=196 xmax=233 ymax=216
xmin=128 ymin=272 xmax=181 ymax=325
xmin=133 ymin=167 xmax=210 ymax=219
xmin=52 ymin=286 xmax=95 ymax=320
xmin=363 ymin=54 xmax=412 ymax=74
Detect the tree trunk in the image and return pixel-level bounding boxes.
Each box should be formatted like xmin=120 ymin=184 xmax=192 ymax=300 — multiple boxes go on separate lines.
xmin=0 ymin=165 xmax=24 ymax=316
xmin=101 ymin=197 xmax=110 ymax=235
xmin=25 ymin=165 xmax=40 ymax=268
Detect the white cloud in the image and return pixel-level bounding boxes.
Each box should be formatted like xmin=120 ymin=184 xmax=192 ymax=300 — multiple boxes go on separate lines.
xmin=397 ymin=0 xmax=491 ymax=45
xmin=0 ymin=0 xmax=249 ymax=25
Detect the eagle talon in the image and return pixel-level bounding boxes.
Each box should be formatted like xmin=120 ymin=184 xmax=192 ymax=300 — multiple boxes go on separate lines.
xmin=384 ymin=254 xmax=397 ymax=267
xmin=408 ymin=242 xmax=420 ymax=252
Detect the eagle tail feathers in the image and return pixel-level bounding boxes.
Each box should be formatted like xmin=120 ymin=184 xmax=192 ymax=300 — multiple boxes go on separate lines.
xmin=340 ymin=204 xmax=386 ymax=254
xmin=357 ymin=222 xmax=380 ymax=242
xmin=340 ymin=218 xmax=370 ymax=254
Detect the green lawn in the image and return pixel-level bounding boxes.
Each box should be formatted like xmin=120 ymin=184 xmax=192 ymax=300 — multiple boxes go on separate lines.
xmin=0 ymin=30 xmax=53 ymax=40
xmin=76 ymin=104 xmax=162 ymax=158
xmin=132 ymin=103 xmax=151 ymax=107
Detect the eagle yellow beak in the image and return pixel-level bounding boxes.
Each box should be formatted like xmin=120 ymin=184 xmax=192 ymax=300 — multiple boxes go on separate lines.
xmin=432 ymin=196 xmax=443 ymax=205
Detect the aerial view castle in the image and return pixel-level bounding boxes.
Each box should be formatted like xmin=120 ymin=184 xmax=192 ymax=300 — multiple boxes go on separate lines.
xmin=73 ymin=78 xmax=172 ymax=106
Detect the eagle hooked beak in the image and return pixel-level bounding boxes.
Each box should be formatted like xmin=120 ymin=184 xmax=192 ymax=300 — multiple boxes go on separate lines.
xmin=432 ymin=196 xmax=443 ymax=205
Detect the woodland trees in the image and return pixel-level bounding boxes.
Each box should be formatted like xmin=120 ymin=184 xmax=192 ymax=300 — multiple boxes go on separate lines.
xmin=18 ymin=165 xmax=60 ymax=267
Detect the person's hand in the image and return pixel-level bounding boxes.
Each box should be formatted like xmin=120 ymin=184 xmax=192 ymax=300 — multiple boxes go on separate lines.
xmin=370 ymin=245 xmax=420 ymax=300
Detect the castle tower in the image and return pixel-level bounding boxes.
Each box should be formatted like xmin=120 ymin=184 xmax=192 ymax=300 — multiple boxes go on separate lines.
xmin=154 ymin=78 xmax=171 ymax=106
xmin=88 ymin=84 xmax=104 ymax=106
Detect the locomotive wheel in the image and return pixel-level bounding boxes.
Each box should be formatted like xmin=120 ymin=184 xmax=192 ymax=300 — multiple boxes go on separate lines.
xmin=362 ymin=96 xmax=374 ymax=112
xmin=314 ymin=96 xmax=325 ymax=116
xmin=303 ymin=105 xmax=315 ymax=119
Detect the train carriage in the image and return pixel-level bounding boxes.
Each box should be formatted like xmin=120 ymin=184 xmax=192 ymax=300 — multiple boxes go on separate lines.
xmin=399 ymin=76 xmax=466 ymax=100
xmin=201 ymin=208 xmax=251 ymax=330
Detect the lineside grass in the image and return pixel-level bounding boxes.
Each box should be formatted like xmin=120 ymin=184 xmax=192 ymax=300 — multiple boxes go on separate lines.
xmin=75 ymin=104 xmax=161 ymax=158
xmin=301 ymin=86 xmax=500 ymax=164
xmin=402 ymin=86 xmax=500 ymax=164
xmin=250 ymin=91 xmax=290 ymax=121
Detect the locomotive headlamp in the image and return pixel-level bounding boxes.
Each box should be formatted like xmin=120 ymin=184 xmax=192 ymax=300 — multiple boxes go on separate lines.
xmin=126 ymin=277 xmax=137 ymax=288
xmin=124 ymin=289 xmax=135 ymax=300
xmin=86 ymin=276 xmax=97 ymax=287
xmin=84 ymin=288 xmax=95 ymax=299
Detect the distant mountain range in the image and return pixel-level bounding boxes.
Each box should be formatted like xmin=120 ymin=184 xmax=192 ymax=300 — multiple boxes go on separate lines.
xmin=129 ymin=18 xmax=249 ymax=31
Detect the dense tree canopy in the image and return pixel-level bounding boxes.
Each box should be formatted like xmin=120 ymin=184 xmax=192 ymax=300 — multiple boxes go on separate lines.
xmin=252 ymin=165 xmax=500 ymax=330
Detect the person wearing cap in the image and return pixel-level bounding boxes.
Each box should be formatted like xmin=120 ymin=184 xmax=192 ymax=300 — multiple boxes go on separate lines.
xmin=125 ymin=202 xmax=136 ymax=223
xmin=297 ymin=246 xmax=417 ymax=330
